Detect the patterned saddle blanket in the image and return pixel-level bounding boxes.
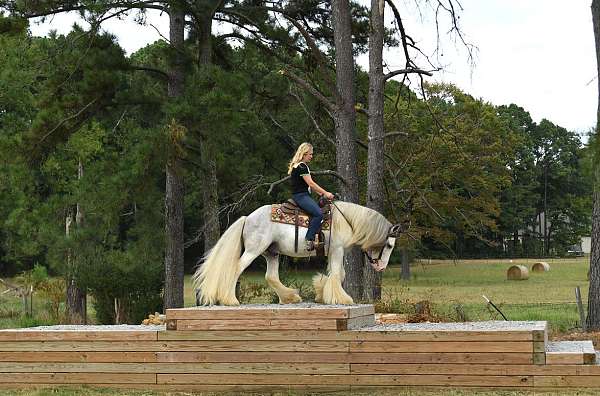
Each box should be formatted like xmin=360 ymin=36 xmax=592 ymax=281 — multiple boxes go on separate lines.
xmin=270 ymin=199 xmax=331 ymax=230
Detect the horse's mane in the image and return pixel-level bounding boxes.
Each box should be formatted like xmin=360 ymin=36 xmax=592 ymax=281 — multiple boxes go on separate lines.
xmin=331 ymin=201 xmax=391 ymax=249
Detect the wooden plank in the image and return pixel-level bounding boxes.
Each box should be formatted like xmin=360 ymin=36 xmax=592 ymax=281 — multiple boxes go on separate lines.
xmin=0 ymin=352 xmax=157 ymax=363
xmin=173 ymin=319 xmax=341 ymax=331
xmin=0 ymin=340 xmax=348 ymax=352
xmin=347 ymin=331 xmax=535 ymax=342
xmin=157 ymin=328 xmax=536 ymax=342
xmin=546 ymin=353 xmax=584 ymax=365
xmin=532 ymin=329 xmax=546 ymax=342
xmin=0 ymin=331 xmax=158 ymax=342
xmin=0 ymin=362 xmax=348 ymax=374
xmin=533 ymin=341 xmax=545 ymax=353
xmin=157 ymin=351 xmax=350 ymax=363
xmin=0 ymin=373 xmax=155 ymax=384
xmin=534 ymin=352 xmax=546 ymax=365
xmin=0 ymin=384 xmax=351 ymax=392
xmin=535 ymin=375 xmax=600 ymax=387
xmin=166 ymin=305 xmax=374 ymax=320
xmin=350 ymin=341 xmax=533 ymax=353
xmin=339 ymin=316 xmax=375 ymax=330
xmin=350 ymin=364 xmax=600 ymax=376
xmin=158 ymin=373 xmax=352 ymax=385
xmin=158 ymin=330 xmax=347 ymax=341
xmin=350 ymin=374 xmax=532 ymax=387
xmin=348 ymin=352 xmax=533 ymax=364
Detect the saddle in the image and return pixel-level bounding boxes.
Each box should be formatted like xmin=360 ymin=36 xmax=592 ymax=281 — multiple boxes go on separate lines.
xmin=271 ymin=199 xmax=332 ymax=254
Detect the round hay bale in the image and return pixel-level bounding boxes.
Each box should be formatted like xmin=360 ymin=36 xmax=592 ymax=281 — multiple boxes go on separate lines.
xmin=507 ymin=265 xmax=529 ymax=280
xmin=531 ymin=262 xmax=550 ymax=272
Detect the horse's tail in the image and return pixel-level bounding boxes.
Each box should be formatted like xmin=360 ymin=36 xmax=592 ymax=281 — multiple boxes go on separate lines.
xmin=192 ymin=216 xmax=247 ymax=305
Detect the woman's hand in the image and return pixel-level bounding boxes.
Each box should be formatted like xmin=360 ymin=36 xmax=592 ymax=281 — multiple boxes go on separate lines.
xmin=323 ymin=191 xmax=335 ymax=200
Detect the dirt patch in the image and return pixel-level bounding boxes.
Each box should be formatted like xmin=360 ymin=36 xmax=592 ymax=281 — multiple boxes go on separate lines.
xmin=375 ymin=313 xmax=408 ymax=324
xmin=551 ymin=330 xmax=600 ymax=349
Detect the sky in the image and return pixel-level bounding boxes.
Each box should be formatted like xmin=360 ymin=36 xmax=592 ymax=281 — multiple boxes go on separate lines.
xmin=28 ymin=1 xmax=598 ymax=139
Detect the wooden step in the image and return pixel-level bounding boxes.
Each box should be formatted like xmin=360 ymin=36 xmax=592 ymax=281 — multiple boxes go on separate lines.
xmin=165 ymin=304 xmax=375 ymax=331
xmin=546 ymin=341 xmax=596 ymax=365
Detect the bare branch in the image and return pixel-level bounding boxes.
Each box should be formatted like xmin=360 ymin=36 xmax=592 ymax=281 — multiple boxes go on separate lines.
xmin=289 ymin=88 xmax=335 ymax=146
xmin=384 ymin=68 xmax=434 ymax=81
xmin=267 ymin=170 xmax=346 ymax=195
xmin=384 ymin=131 xmax=409 ymax=139
xmin=39 ymin=97 xmax=100 ymax=143
xmin=129 ymin=65 xmax=169 ymax=79
xmin=280 ymin=69 xmax=336 ymax=113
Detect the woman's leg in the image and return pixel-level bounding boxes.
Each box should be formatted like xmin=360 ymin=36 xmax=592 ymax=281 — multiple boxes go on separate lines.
xmin=292 ymin=192 xmax=323 ymax=241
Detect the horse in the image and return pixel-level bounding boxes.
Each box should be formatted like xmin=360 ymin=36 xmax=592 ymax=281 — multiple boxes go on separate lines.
xmin=192 ymin=200 xmax=406 ymax=306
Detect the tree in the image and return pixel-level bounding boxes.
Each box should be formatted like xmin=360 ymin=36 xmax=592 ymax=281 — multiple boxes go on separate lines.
xmin=384 ymin=83 xmax=515 ymax=261
xmin=587 ymin=0 xmax=600 ymax=330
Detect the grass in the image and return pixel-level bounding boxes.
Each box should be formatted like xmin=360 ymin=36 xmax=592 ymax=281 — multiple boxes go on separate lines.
xmin=380 ymin=256 xmax=589 ymax=333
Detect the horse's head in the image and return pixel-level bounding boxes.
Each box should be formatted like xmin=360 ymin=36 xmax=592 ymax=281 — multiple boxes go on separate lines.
xmin=366 ymin=222 xmax=410 ymax=272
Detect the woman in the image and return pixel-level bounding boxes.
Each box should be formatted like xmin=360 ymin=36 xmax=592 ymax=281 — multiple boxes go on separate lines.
xmin=287 ymin=143 xmax=335 ymax=251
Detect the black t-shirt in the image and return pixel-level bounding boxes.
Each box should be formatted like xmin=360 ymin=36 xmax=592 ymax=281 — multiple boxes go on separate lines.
xmin=290 ymin=162 xmax=311 ymax=194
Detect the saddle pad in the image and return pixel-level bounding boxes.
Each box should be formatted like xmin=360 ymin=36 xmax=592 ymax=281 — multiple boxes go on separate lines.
xmin=271 ymin=204 xmax=330 ymax=230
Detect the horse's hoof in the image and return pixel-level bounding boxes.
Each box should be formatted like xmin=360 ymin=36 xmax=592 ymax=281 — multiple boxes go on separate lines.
xmin=326 ymin=296 xmax=354 ymax=305
xmin=280 ymin=293 xmax=302 ymax=304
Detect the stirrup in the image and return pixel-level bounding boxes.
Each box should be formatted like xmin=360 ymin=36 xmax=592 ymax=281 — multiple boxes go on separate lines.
xmin=305 ymin=239 xmax=323 ymax=252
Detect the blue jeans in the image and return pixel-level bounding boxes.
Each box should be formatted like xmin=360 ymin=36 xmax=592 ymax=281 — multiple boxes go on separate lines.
xmin=292 ymin=192 xmax=323 ymax=241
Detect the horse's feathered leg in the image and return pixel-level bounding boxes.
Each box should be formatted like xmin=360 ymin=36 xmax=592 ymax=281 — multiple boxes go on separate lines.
xmin=312 ymin=273 xmax=327 ymax=303
xmin=264 ymin=253 xmax=302 ymax=304
xmin=322 ymin=246 xmax=354 ymax=305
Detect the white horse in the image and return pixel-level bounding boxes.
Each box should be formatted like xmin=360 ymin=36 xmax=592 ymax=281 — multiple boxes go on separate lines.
xmin=192 ymin=201 xmax=405 ymax=306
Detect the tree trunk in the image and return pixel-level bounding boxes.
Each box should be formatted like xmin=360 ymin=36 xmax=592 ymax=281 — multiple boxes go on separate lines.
xmin=164 ymin=5 xmax=185 ymax=310
xmin=198 ymin=12 xmax=220 ymax=252
xmin=587 ymin=0 xmax=600 ymax=330
xmin=587 ymin=187 xmax=600 ymax=329
xmin=332 ymin=0 xmax=362 ymax=301
xmin=201 ymin=144 xmax=220 ymax=250
xmin=400 ymin=247 xmax=410 ymax=280
xmin=543 ymin=164 xmax=549 ymax=255
xmin=363 ymin=0 xmax=386 ymax=302
xmin=66 ymin=159 xmax=86 ymax=324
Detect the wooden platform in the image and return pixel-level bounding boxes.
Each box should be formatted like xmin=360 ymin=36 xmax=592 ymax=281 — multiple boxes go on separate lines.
xmin=0 ymin=304 xmax=599 ymax=391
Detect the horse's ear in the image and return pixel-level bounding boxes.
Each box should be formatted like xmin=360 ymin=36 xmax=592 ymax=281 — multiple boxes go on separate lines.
xmin=389 ymin=220 xmax=410 ymax=237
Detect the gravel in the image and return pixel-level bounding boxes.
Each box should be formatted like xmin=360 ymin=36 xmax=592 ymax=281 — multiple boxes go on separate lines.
xmin=0 ymin=324 xmax=165 ymax=332
xmin=185 ymin=303 xmax=374 ymax=310
xmin=357 ymin=320 xmax=547 ymax=332
xmin=547 ymin=340 xmax=594 ymax=353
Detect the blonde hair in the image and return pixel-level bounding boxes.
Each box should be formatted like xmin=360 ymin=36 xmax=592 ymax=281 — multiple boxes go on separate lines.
xmin=287 ymin=143 xmax=313 ymax=175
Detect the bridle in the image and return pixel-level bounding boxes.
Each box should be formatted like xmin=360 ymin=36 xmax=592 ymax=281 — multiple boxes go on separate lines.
xmin=329 ymin=199 xmax=408 ymax=266
xmin=363 ymin=243 xmax=388 ymax=266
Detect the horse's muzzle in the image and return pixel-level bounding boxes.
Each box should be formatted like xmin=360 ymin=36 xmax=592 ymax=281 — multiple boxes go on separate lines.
xmin=370 ymin=260 xmax=385 ymax=272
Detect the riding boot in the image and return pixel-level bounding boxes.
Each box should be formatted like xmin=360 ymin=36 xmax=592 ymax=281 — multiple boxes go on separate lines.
xmin=305 ymin=240 xmax=315 ymax=252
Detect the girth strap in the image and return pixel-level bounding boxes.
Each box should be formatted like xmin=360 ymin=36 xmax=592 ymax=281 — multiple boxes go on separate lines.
xmin=294 ymin=208 xmax=299 ymax=253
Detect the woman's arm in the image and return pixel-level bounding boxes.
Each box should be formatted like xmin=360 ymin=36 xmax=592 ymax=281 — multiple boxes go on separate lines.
xmin=302 ymin=175 xmax=334 ymax=199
